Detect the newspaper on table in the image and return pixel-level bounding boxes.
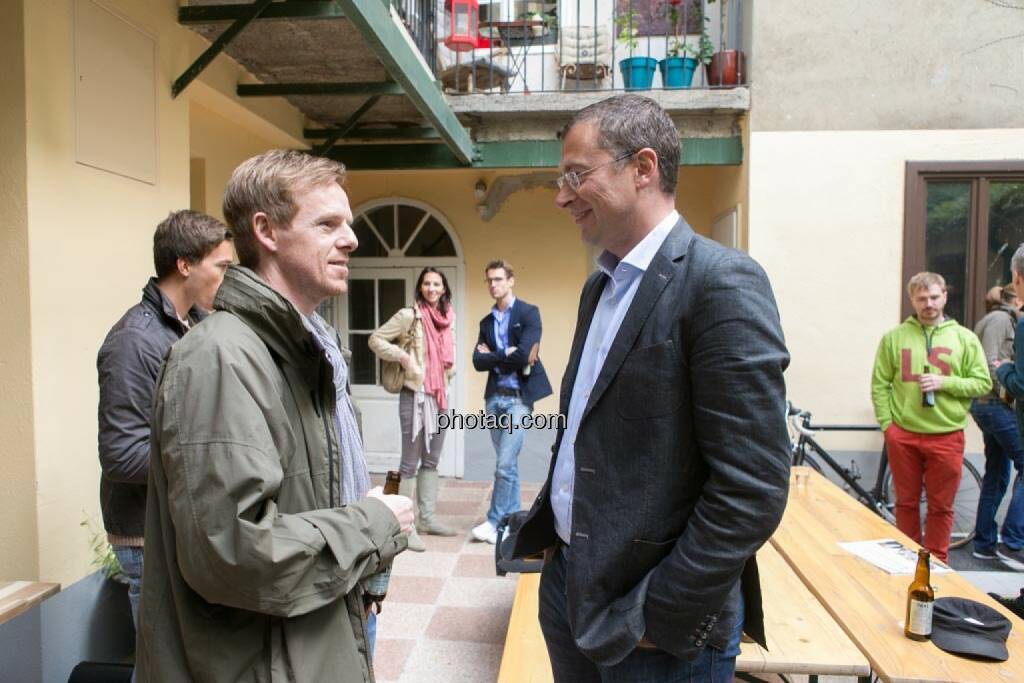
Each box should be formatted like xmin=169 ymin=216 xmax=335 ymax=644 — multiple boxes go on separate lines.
xmin=837 ymin=539 xmax=953 ymax=575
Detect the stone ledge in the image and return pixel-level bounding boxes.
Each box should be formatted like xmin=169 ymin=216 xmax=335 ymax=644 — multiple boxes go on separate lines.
xmin=447 ymin=87 xmax=750 ymax=117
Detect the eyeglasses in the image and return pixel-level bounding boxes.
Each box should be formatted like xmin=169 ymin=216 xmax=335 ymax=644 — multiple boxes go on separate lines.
xmin=555 ymin=151 xmax=636 ymax=192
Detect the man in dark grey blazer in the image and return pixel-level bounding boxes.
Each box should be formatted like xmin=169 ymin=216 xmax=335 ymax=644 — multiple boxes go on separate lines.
xmin=513 ymin=94 xmax=790 ymax=681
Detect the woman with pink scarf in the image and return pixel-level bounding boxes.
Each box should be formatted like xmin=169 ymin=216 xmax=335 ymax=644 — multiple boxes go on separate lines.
xmin=369 ymin=267 xmax=457 ymax=551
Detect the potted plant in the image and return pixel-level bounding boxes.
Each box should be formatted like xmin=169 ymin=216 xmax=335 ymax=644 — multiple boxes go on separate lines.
xmin=616 ymin=8 xmax=656 ymax=90
xmin=658 ymin=1 xmax=699 ymax=89
xmin=705 ymin=0 xmax=744 ymax=85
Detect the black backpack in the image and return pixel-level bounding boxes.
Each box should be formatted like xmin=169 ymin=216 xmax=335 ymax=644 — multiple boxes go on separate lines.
xmin=495 ymin=511 xmax=544 ymax=576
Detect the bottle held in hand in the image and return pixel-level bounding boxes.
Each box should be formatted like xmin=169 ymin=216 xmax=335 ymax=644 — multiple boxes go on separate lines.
xmin=904 ymin=549 xmax=934 ymax=641
xmin=364 ymin=471 xmax=402 ymax=609
xmin=921 ymin=364 xmax=936 ymax=408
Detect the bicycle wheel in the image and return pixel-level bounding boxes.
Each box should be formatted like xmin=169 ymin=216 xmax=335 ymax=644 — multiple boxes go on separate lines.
xmin=883 ymin=460 xmax=981 ymax=550
xmin=949 ymin=460 xmax=981 ymax=549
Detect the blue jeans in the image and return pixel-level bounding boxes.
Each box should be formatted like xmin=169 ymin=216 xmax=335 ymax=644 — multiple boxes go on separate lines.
xmin=539 ymin=546 xmax=742 ymax=682
xmin=485 ymin=393 xmax=530 ymax=525
xmin=367 ymin=610 xmax=376 ymax=659
xmin=112 ymin=545 xmax=144 ymax=634
xmin=970 ymin=401 xmax=1024 ymax=551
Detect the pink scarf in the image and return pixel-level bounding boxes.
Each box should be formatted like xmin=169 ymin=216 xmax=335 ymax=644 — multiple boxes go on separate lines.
xmin=418 ymin=302 xmax=454 ymax=410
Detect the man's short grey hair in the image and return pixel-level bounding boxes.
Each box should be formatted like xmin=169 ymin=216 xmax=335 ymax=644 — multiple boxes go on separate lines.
xmin=1011 ymin=244 xmax=1024 ymax=278
xmin=560 ymin=94 xmax=679 ymax=195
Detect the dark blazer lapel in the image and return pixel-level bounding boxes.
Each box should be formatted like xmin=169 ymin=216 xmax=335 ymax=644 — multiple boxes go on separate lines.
xmin=560 ymin=273 xmax=606 ymax=417
xmin=508 ymin=299 xmax=523 ymax=345
xmin=581 ymin=221 xmax=695 ymax=422
xmin=481 ymin=312 xmax=498 ymax=351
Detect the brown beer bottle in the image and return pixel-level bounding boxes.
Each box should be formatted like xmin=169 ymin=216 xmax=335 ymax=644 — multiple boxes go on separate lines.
xmin=364 ymin=470 xmax=403 ymax=607
xmin=383 ymin=470 xmax=401 ymax=495
xmin=904 ymin=549 xmax=934 ymax=641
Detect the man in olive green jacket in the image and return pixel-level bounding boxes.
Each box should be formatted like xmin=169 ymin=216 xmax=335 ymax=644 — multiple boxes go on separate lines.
xmin=137 ymin=150 xmax=413 ymax=682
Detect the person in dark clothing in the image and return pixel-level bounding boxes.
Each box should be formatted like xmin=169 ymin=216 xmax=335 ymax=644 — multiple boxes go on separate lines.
xmin=96 ymin=209 xmax=233 ymax=630
xmin=970 ymin=284 xmax=1024 ymax=561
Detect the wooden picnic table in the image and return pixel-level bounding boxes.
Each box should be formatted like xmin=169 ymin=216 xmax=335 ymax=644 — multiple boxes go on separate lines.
xmin=497 ymin=543 xmax=868 ymax=682
xmin=772 ymin=466 xmax=1024 ymax=683
xmin=0 ymin=581 xmax=60 ymax=626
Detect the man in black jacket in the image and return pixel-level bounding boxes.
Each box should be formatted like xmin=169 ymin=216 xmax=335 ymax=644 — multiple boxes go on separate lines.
xmin=513 ymin=94 xmax=790 ymax=680
xmin=96 ymin=210 xmax=232 ymax=630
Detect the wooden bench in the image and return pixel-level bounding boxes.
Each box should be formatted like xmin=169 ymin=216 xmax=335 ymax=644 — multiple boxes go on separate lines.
xmin=497 ymin=543 xmax=868 ymax=682
xmin=773 ymin=466 xmax=1024 ymax=682
xmin=0 ymin=581 xmax=60 ymax=626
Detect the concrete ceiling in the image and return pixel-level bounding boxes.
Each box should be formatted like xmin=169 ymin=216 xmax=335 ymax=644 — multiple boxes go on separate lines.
xmin=186 ymin=1 xmax=428 ymax=130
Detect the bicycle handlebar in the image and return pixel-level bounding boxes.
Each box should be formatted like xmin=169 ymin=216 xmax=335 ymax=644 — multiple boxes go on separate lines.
xmin=787 ymin=403 xmax=881 ymax=437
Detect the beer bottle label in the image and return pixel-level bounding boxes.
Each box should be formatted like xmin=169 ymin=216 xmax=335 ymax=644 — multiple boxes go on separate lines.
xmin=908 ymin=599 xmax=933 ymax=636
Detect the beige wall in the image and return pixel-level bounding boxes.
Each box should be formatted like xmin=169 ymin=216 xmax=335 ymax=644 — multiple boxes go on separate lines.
xmin=24 ymin=0 xmax=191 ymax=587
xmin=14 ymin=0 xmax=304 ymax=586
xmin=748 ymin=128 xmax=1024 ymax=450
xmin=345 ymin=165 xmax=736 ymax=415
xmin=750 ymin=0 xmax=1024 ymax=132
xmin=0 ymin=0 xmax=41 ymax=582
xmin=189 ymin=101 xmax=292 ymax=221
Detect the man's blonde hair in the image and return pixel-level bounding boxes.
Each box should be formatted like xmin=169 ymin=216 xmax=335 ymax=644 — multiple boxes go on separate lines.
xmin=906 ymin=271 xmax=947 ymax=297
xmin=223 ymin=150 xmax=346 ymax=267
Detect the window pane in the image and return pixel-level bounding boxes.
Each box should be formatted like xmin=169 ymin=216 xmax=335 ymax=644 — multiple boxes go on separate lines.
xmin=348 ymin=279 xmax=375 ymax=330
xmin=397 ymin=204 xmax=425 ymax=251
xmin=378 ymin=279 xmax=406 ymax=325
xmin=405 ymin=217 xmax=456 ymax=257
xmin=367 ymin=206 xmax=396 ymax=248
xmin=352 ymin=216 xmax=387 ymax=257
xmin=349 ymin=333 xmax=375 ymax=385
xmin=987 ymin=181 xmax=1024 ymax=291
xmin=925 ymin=182 xmax=971 ymax=324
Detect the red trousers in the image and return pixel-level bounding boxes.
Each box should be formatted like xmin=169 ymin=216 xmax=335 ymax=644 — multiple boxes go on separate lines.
xmin=884 ymin=423 xmax=965 ymax=563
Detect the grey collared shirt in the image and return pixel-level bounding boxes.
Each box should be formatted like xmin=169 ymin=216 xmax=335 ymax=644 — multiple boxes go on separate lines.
xmin=550 ymin=211 xmax=679 ymax=544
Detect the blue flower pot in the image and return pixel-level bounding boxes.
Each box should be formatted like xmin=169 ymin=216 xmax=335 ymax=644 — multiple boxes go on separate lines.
xmin=619 ymin=57 xmax=657 ymax=90
xmin=659 ymin=56 xmax=697 ymax=89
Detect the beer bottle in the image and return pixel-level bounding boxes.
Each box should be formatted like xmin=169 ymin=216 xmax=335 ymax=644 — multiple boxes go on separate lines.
xmin=364 ymin=471 xmax=402 ymax=609
xmin=904 ymin=549 xmax=934 ymax=641
xmin=921 ymin=365 xmax=936 ymax=408
xmin=383 ymin=470 xmax=401 ymax=495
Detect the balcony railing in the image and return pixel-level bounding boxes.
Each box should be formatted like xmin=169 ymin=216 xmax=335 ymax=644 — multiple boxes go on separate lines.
xmin=428 ymin=0 xmax=747 ymax=96
xmin=395 ymin=0 xmax=438 ymax=75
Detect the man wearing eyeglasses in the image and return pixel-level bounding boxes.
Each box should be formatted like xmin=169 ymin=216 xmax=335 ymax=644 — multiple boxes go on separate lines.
xmin=471 ymin=259 xmax=553 ymax=544
xmin=512 ymin=94 xmax=791 ymax=681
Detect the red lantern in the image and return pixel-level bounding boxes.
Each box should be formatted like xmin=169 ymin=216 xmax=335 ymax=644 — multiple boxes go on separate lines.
xmin=444 ymin=0 xmax=479 ymax=52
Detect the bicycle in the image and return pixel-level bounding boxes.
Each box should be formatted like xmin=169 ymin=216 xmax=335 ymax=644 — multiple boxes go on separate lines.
xmin=787 ymin=403 xmax=982 ymax=550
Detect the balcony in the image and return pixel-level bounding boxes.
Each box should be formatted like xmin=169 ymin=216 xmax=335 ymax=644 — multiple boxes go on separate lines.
xmin=437 ymin=0 xmax=748 ymax=96
xmin=176 ymin=1 xmax=749 ymax=169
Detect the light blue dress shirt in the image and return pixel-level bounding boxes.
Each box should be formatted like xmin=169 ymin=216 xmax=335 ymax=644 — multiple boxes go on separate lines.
xmin=492 ymin=297 xmax=521 ymax=391
xmin=550 ymin=210 xmax=679 ymax=544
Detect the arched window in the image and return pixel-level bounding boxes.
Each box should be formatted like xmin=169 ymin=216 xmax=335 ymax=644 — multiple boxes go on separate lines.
xmin=351 ymin=202 xmax=457 ymax=258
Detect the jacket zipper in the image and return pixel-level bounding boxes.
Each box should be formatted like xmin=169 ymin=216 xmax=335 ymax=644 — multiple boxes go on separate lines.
xmin=322 ymin=408 xmax=336 ymax=508
xmin=315 ymin=355 xmax=337 ymax=508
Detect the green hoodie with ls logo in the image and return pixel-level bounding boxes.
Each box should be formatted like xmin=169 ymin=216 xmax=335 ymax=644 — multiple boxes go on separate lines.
xmin=871 ymin=316 xmax=992 ymax=434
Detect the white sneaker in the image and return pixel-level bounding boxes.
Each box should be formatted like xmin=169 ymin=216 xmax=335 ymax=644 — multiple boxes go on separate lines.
xmin=472 ymin=520 xmax=498 ymax=544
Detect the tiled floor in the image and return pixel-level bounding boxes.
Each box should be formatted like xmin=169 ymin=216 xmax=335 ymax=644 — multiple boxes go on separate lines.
xmin=373 ymin=478 xmax=539 ymax=683
xmin=372 ymin=476 xmax=1022 ymax=683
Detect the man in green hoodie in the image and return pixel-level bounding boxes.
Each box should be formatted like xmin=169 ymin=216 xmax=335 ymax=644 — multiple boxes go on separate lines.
xmin=871 ymin=271 xmax=991 ymax=563
xmin=137 ymin=150 xmax=413 ymax=682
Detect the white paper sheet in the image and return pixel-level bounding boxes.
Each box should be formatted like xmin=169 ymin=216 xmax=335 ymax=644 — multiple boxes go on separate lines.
xmin=838 ymin=539 xmax=953 ymax=575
